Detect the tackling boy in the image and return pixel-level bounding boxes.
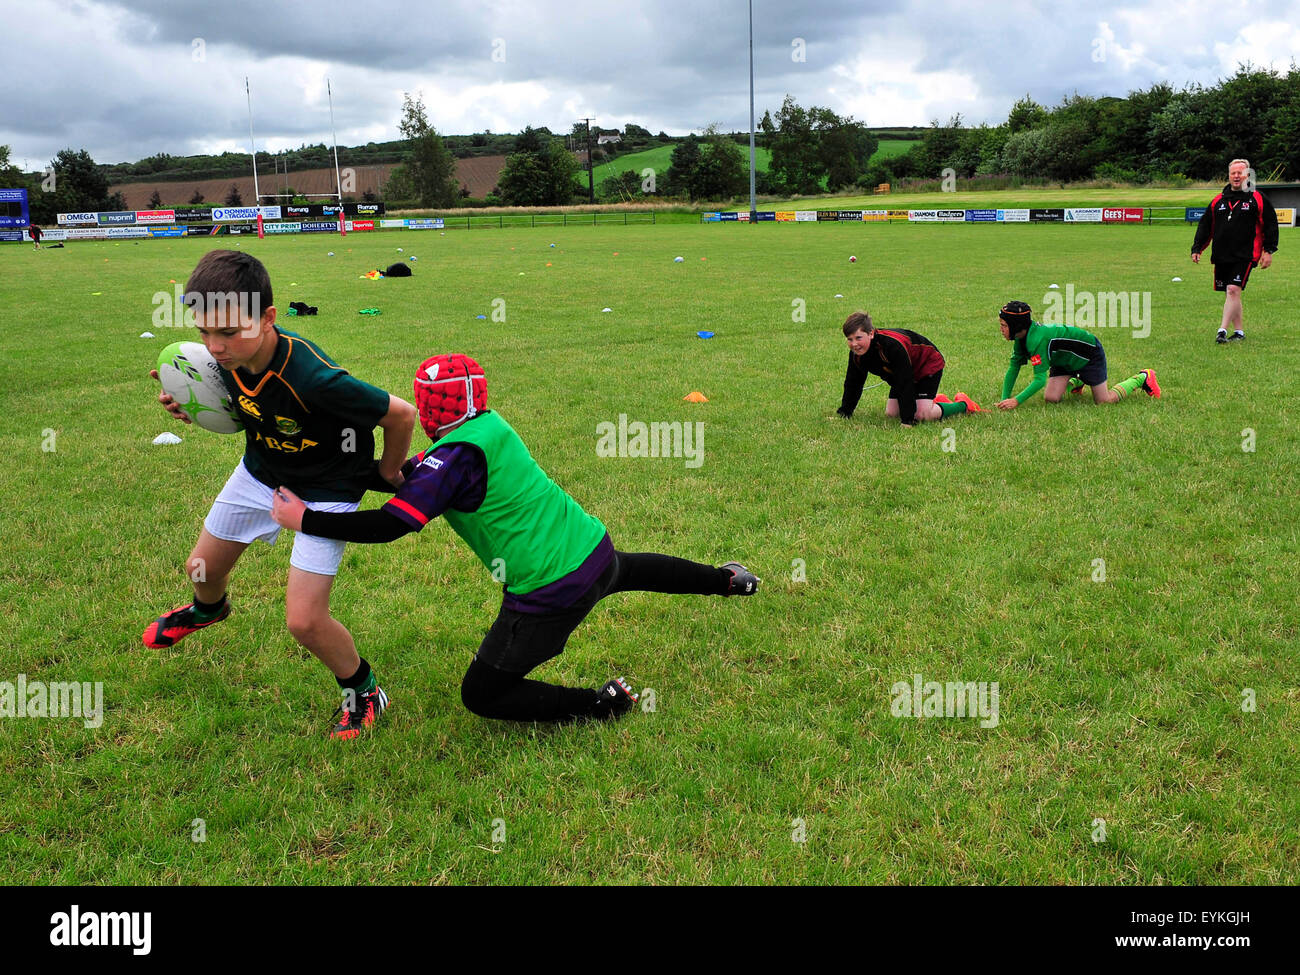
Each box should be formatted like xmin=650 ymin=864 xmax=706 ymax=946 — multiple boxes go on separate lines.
xmin=144 ymin=249 xmax=416 ymax=740
xmin=271 ymin=353 xmax=759 ymax=727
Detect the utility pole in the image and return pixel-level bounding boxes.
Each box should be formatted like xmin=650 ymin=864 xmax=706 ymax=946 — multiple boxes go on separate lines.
xmin=327 ymin=77 xmax=343 ymax=204
xmin=748 ymin=0 xmax=757 ymax=223
xmin=582 ymin=117 xmax=595 ymax=203
xmin=245 ymin=77 xmax=261 ymax=205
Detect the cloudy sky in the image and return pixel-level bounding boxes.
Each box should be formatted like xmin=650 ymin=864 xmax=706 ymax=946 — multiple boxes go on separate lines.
xmin=5 ymin=0 xmax=1299 ymax=167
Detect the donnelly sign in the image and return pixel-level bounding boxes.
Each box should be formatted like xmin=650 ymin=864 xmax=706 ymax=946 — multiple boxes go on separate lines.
xmin=212 ymin=206 xmax=281 ymax=222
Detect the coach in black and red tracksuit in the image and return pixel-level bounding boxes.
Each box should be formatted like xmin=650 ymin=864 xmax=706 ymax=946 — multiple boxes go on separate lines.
xmin=836 ymin=310 xmax=983 ymax=426
xmin=1191 ymin=158 xmax=1279 ymax=344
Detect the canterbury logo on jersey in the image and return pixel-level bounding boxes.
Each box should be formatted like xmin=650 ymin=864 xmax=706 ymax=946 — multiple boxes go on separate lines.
xmin=238 ymin=395 xmax=262 ymax=419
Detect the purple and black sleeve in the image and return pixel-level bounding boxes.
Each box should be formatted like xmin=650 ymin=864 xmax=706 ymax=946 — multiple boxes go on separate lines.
xmin=299 ymin=443 xmax=488 ymax=543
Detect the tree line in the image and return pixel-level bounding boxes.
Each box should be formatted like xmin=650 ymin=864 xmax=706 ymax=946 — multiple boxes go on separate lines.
xmin=7 ymin=65 xmax=1295 ymax=219
xmin=874 ymin=65 xmax=1300 ymax=186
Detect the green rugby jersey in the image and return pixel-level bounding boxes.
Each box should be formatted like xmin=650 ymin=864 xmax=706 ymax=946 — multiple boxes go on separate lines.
xmin=435 ymin=411 xmax=608 ymax=595
xmin=217 ymin=327 xmax=390 ymax=501
xmin=1001 ymin=321 xmax=1102 ymax=404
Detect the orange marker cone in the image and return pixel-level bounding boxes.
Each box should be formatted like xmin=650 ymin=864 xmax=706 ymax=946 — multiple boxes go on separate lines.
xmin=683 ymin=391 xmax=709 ymax=403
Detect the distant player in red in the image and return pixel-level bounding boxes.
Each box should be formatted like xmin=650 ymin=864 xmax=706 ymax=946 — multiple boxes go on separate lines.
xmin=836 ymin=311 xmax=982 ymax=426
xmin=1191 ymin=157 xmax=1279 ymax=344
xmin=28 ymin=223 xmax=42 ymax=249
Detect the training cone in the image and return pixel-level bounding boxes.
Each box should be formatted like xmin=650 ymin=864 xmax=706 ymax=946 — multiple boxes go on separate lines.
xmin=683 ymin=391 xmax=709 ymax=403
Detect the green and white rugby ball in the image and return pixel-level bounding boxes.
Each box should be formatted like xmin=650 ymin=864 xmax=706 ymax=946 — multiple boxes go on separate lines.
xmin=156 ymin=341 xmax=243 ymax=434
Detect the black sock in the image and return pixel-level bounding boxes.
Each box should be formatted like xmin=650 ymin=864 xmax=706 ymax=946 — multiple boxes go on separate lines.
xmin=191 ymin=593 xmax=227 ymax=622
xmin=610 ymin=551 xmax=731 ymax=596
xmin=461 ymin=659 xmax=601 ymax=722
xmin=337 ymin=657 xmax=375 ymax=693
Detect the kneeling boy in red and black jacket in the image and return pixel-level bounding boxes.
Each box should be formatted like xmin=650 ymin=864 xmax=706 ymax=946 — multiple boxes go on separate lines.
xmin=835 ymin=311 xmax=982 ymax=426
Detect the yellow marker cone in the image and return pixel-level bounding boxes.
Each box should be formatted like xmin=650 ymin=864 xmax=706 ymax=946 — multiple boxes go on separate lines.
xmin=683 ymin=391 xmax=709 ymax=403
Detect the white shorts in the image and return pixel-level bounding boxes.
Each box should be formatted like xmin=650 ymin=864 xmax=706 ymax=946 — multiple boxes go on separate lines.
xmin=204 ymin=460 xmax=359 ymax=576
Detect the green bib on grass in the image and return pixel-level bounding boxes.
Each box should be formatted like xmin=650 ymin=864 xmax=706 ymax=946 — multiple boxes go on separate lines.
xmin=437 ymin=411 xmax=606 ymax=595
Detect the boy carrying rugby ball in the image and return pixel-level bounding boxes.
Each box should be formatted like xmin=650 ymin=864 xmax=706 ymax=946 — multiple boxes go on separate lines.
xmin=144 ymin=249 xmax=416 ymax=740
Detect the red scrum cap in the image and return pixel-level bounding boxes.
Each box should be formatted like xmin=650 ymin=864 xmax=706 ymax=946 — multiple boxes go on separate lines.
xmin=414 ymin=353 xmax=487 ymax=440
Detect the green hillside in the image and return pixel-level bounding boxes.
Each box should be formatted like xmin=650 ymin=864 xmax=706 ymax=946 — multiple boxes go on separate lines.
xmin=591 ymin=145 xmax=773 ymax=185
xmin=592 ymin=139 xmax=912 ymax=192
xmin=871 ymin=138 xmax=915 ymax=160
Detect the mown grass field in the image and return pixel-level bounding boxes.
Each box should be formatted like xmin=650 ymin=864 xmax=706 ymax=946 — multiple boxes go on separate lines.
xmin=1 ymin=214 xmax=1296 ymax=884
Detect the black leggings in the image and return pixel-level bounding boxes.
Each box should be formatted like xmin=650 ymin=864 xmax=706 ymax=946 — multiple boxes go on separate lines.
xmin=460 ymin=550 xmax=729 ymax=722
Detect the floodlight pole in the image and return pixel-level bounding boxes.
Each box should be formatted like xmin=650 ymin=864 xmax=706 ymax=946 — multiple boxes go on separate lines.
xmin=748 ymin=0 xmax=757 ymax=223
xmin=246 ymin=77 xmax=261 ymax=204
xmin=328 ymin=79 xmax=343 ymax=201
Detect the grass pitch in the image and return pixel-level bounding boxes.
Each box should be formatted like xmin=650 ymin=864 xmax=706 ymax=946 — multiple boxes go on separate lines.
xmin=1 ymin=216 xmax=1296 ymax=884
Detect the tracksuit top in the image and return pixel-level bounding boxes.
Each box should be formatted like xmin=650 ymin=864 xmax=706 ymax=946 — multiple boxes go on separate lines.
xmin=839 ymin=328 xmax=945 ymax=425
xmin=1192 ymin=185 xmax=1279 ymax=264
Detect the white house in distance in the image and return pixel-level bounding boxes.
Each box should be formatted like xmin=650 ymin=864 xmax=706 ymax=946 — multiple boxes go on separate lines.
xmin=596 ymin=133 xmax=622 ymax=146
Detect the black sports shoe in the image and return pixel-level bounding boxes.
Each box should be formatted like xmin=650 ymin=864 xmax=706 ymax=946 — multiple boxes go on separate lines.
xmin=720 ymin=562 xmax=760 ymax=596
xmin=330 ymin=686 xmax=389 ymax=740
xmin=1227 ymin=331 xmax=1245 ymax=342
xmin=1216 ymin=330 xmax=1228 ymax=344
xmin=592 ymin=678 xmax=638 ymax=720
xmin=142 ymin=599 xmax=230 ymax=648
